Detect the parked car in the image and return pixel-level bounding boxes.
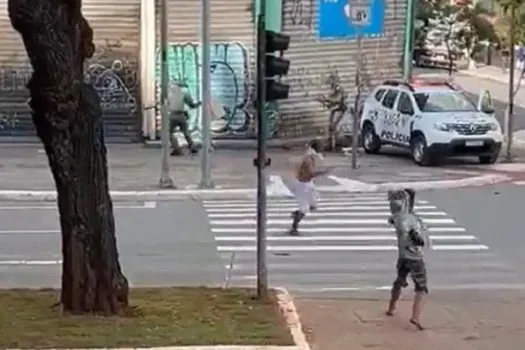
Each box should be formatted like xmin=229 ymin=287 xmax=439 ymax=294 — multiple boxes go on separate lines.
xmin=359 ymin=79 xmax=503 ymax=166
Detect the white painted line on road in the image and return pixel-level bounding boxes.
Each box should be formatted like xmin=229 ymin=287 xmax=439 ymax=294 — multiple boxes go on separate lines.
xmin=207 ymin=211 xmax=448 ymax=218
xmin=294 ymin=283 xmax=525 ymax=292
xmin=143 ymin=201 xmax=157 ymax=208
xmin=216 ymin=244 xmax=488 ymax=252
xmin=0 ymin=202 xmax=157 ymax=209
xmin=210 ymin=218 xmax=456 ymax=225
xmin=205 ymin=205 xmax=439 ymax=212
xmin=211 ymin=227 xmax=467 ymax=233
xmin=432 ymin=244 xmax=489 ymax=250
xmin=0 ymin=229 xmax=60 ymax=234
xmin=225 ymin=260 xmax=510 ymax=271
xmin=202 ymin=195 xmax=395 ymax=204
xmin=328 ymin=176 xmax=372 ymax=191
xmin=0 ymin=260 xmax=62 ymax=265
xmin=203 ymin=200 xmax=429 ymax=207
xmin=267 ymin=175 xmax=294 ymax=197
xmin=512 ymin=181 xmax=525 ymax=185
xmin=214 ymin=235 xmax=477 ymax=242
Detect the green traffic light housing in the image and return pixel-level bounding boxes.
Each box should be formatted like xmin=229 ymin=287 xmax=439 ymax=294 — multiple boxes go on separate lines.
xmin=264 ymin=30 xmax=291 ymax=101
xmin=266 ymin=56 xmax=290 ymax=76
xmin=266 ymin=80 xmax=290 ymax=101
xmin=265 ymin=31 xmax=290 ymax=52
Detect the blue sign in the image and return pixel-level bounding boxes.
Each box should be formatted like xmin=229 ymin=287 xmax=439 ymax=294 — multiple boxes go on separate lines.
xmin=318 ymin=0 xmax=385 ymax=40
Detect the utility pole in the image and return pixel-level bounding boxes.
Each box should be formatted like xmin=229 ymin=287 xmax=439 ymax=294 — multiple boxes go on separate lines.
xmin=199 ymin=0 xmax=214 ymax=188
xmin=349 ymin=0 xmax=369 ymax=169
xmin=255 ymin=0 xmax=268 ymax=299
xmin=402 ymin=0 xmax=416 ymax=80
xmin=255 ymin=0 xmax=291 ymax=299
xmin=158 ymin=0 xmax=175 ymax=188
xmin=352 ymin=32 xmax=362 ymax=169
xmin=506 ymin=5 xmax=516 ymax=162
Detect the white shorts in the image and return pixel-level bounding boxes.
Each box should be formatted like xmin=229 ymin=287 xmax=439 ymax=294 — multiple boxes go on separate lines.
xmin=294 ymin=180 xmax=319 ymax=213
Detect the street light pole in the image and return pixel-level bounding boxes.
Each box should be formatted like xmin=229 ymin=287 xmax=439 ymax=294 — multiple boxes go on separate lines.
xmin=199 ymin=0 xmax=214 ymax=188
xmin=256 ymin=0 xmax=268 ymax=300
xmin=349 ymin=0 xmax=368 ymax=169
xmin=403 ymin=0 xmax=416 ymax=81
xmin=506 ymin=6 xmax=516 ymax=162
xmin=159 ymin=0 xmax=176 ymax=188
xmin=352 ymin=31 xmax=362 ymax=170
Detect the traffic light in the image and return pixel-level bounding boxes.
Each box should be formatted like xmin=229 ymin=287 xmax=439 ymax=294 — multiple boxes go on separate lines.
xmin=264 ymin=30 xmax=290 ymax=101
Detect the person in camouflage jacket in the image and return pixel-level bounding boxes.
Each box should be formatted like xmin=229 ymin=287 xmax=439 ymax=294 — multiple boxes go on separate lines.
xmin=386 ymin=188 xmax=430 ymax=330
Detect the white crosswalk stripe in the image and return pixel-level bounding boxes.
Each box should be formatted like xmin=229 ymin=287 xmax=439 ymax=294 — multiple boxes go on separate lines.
xmin=203 ymin=192 xmax=523 ymax=295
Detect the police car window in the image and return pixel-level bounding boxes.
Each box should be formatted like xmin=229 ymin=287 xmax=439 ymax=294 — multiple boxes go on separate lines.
xmin=397 ymin=92 xmax=414 ymax=114
xmin=381 ymin=90 xmax=399 ymax=109
xmin=374 ymin=89 xmax=386 ymax=102
xmin=413 ymin=91 xmax=477 ymax=112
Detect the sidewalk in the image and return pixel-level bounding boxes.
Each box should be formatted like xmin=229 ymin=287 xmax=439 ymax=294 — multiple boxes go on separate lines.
xmin=462 ymin=65 xmax=524 ymax=87
xmin=296 ymin=293 xmax=525 ymax=350
xmin=0 ymin=145 xmax=510 ymax=198
xmin=0 ymin=145 xmax=352 ymax=192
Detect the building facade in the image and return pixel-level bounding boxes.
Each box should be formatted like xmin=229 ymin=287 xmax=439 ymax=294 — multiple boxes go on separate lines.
xmin=0 ymin=0 xmax=407 ymax=144
xmin=0 ymin=0 xmax=142 ymax=142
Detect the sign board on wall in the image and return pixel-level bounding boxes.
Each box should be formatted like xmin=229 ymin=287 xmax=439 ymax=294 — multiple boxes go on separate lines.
xmin=318 ymin=0 xmax=385 ymax=40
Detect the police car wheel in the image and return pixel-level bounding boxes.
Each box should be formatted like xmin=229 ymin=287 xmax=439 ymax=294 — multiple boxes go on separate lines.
xmin=362 ymin=124 xmax=381 ymax=154
xmin=411 ymin=135 xmax=433 ymax=166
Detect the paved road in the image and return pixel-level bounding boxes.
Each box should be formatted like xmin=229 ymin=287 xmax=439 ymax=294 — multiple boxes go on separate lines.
xmin=204 ymin=191 xmax=524 ymax=297
xmin=420 ymin=184 xmax=525 ymax=279
xmin=4 ymin=187 xmax=524 ymax=296
xmin=0 ymin=200 xmax=223 ymax=288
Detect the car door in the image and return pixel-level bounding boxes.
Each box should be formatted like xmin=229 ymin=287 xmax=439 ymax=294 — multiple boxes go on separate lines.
xmin=378 ymin=89 xmax=400 ymax=142
xmin=362 ymin=87 xmax=387 ymax=132
xmin=395 ymin=92 xmax=415 ymax=146
xmin=477 ymin=89 xmax=495 ymax=116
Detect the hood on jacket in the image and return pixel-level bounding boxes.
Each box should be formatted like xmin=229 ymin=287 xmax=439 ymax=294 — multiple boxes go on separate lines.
xmin=388 ymin=189 xmax=411 ymax=216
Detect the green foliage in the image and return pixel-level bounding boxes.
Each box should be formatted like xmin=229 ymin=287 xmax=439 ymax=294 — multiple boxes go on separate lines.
xmin=496 ymin=0 xmax=525 ymax=13
xmin=416 ymin=0 xmax=499 ymax=51
xmin=494 ymin=3 xmax=525 ymax=46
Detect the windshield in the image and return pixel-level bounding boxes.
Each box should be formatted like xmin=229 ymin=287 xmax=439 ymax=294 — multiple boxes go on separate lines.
xmin=413 ymin=91 xmax=477 ymax=113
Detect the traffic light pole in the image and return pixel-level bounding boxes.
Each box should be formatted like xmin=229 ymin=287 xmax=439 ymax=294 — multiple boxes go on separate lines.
xmin=255 ymin=7 xmax=269 ymax=299
xmin=352 ymin=32 xmax=362 ymax=170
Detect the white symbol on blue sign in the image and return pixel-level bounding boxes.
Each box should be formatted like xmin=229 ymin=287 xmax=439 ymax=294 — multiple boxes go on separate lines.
xmin=318 ymin=0 xmax=385 ymax=40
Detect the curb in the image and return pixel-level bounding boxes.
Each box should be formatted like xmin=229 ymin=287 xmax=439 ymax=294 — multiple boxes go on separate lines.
xmin=459 ymin=69 xmax=523 ymax=86
xmin=7 ymin=288 xmax=310 ymax=350
xmin=0 ymin=173 xmax=511 ymax=201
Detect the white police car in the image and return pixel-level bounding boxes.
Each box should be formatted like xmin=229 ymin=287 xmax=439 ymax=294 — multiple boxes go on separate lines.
xmin=359 ymin=79 xmax=503 ymax=166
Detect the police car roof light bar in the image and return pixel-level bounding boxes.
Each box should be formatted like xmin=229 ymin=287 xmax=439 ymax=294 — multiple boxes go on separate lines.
xmin=410 ymin=78 xmax=457 ymax=91
xmin=382 ymin=80 xmax=414 ymax=91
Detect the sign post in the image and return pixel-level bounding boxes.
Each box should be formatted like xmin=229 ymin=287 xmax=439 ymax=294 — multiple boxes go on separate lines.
xmin=349 ymin=0 xmax=370 ymax=169
xmin=158 ymin=0 xmax=176 ymax=188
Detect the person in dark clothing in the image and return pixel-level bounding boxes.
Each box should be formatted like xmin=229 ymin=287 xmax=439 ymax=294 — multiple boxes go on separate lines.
xmin=168 ymin=82 xmax=201 ymax=156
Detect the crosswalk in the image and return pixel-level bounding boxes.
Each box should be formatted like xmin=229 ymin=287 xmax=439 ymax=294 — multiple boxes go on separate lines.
xmin=203 ymin=193 xmax=525 ymax=296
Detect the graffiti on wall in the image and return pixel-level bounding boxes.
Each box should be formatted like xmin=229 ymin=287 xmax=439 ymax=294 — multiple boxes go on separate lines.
xmin=84 ymin=58 xmax=138 ymax=115
xmin=0 ymin=45 xmax=138 ymax=138
xmin=289 ymin=0 xmax=314 ymax=29
xmin=155 ymin=41 xmax=279 ymax=142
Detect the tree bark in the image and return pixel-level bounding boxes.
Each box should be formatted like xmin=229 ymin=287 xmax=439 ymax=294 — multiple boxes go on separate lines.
xmin=8 ymin=0 xmax=129 ymax=314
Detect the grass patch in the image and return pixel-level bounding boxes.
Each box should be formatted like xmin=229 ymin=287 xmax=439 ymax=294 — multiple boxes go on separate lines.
xmin=0 ymin=287 xmax=294 ymax=349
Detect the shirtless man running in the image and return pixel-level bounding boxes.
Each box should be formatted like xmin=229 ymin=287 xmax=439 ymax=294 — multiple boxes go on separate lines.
xmin=289 ymin=139 xmax=331 ymax=236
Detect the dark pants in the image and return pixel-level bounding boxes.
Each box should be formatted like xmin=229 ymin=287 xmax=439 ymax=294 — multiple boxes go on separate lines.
xmin=169 ymin=111 xmax=194 ymax=150
xmin=393 ymin=257 xmax=428 ymax=293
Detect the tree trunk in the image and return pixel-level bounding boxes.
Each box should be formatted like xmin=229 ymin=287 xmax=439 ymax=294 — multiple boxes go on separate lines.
xmin=8 ymin=0 xmax=129 ymax=314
